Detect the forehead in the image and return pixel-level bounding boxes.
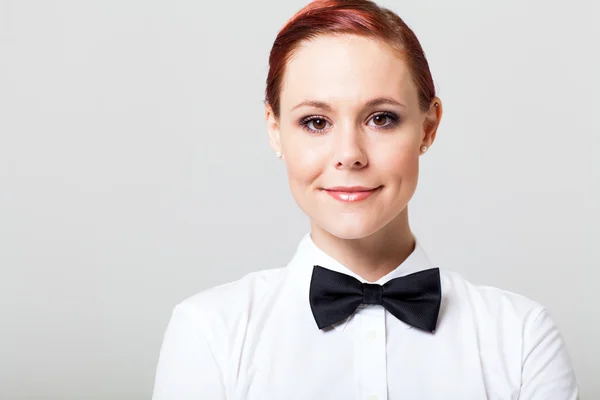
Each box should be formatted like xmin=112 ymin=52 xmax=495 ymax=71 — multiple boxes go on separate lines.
xmin=280 ymin=34 xmax=418 ymax=111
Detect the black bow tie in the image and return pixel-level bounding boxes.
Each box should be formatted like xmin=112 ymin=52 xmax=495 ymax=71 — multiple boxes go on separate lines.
xmin=309 ymin=266 xmax=442 ymax=332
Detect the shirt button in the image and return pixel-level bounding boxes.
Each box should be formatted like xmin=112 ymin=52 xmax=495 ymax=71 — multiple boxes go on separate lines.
xmin=364 ymin=330 xmax=377 ymax=340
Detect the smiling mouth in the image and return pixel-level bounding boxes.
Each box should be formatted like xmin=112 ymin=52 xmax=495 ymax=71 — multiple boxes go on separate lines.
xmin=322 ymin=186 xmax=382 ymax=202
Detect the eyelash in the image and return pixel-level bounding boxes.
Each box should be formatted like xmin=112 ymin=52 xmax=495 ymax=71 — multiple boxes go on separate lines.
xmin=299 ymin=111 xmax=400 ymax=134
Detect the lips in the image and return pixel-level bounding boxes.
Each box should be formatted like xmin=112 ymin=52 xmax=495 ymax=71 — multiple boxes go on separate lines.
xmin=325 ymin=186 xmax=376 ymax=192
xmin=323 ymin=186 xmax=381 ymax=202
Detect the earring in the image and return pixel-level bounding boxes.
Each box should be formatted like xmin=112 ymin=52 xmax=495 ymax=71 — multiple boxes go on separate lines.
xmin=420 ymin=145 xmax=428 ymax=153
xmin=434 ymin=102 xmax=439 ymax=107
xmin=275 ymin=151 xmax=282 ymax=158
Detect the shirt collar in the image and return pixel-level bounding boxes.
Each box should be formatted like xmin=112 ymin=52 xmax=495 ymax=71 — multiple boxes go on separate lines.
xmin=288 ymin=231 xmax=436 ymax=331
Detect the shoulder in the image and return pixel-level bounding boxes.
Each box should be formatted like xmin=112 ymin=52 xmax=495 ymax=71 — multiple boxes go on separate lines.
xmin=154 ymin=267 xmax=289 ymax=395
xmin=438 ymin=269 xmax=578 ymax=394
xmin=174 ymin=266 xmax=288 ymax=324
xmin=170 ymin=265 xmax=292 ymax=346
xmin=164 ymin=266 xmax=288 ymax=368
xmin=439 ymin=268 xmax=545 ymax=326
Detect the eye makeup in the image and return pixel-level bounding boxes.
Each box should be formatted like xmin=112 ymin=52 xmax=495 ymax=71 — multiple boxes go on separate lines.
xmin=298 ymin=111 xmax=401 ymax=134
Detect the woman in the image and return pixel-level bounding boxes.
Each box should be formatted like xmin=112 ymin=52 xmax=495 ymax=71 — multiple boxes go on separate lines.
xmin=152 ymin=0 xmax=578 ymax=398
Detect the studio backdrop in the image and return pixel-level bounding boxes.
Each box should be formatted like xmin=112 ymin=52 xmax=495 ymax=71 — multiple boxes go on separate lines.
xmin=0 ymin=0 xmax=598 ymax=398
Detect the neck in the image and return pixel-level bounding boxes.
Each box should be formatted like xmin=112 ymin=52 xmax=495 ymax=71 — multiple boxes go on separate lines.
xmin=310 ymin=209 xmax=415 ymax=282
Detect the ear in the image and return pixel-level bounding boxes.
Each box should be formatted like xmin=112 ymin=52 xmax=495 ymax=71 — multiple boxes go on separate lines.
xmin=422 ymin=97 xmax=443 ymax=150
xmin=265 ymin=102 xmax=282 ymax=155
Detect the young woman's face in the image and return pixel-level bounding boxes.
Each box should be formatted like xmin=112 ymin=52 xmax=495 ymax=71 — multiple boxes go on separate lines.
xmin=266 ymin=34 xmax=441 ymax=239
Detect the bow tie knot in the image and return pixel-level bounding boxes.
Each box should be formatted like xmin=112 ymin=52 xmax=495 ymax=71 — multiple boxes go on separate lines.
xmin=362 ymin=283 xmax=383 ymax=305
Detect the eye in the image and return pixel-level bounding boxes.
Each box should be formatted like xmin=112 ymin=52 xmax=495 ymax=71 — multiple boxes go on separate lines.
xmin=367 ymin=111 xmax=400 ymax=129
xmin=300 ymin=116 xmax=332 ymax=134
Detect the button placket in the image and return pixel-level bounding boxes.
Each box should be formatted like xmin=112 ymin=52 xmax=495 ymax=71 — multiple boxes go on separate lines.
xmin=357 ymin=306 xmax=388 ymax=400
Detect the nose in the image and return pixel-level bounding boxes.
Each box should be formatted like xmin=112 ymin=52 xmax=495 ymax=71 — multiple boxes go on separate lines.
xmin=333 ymin=123 xmax=368 ymax=170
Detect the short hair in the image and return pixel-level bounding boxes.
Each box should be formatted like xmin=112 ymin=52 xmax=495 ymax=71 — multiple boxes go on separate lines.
xmin=265 ymin=0 xmax=436 ymax=119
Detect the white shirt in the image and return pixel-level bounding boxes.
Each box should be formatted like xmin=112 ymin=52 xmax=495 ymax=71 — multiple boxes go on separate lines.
xmin=152 ymin=233 xmax=579 ymax=400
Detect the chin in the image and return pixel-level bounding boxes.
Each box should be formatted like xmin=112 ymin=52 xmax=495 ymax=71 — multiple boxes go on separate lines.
xmin=318 ymin=218 xmax=384 ymax=240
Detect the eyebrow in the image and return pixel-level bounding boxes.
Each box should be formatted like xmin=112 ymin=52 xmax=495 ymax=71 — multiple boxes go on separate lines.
xmin=290 ymin=97 xmax=406 ymax=112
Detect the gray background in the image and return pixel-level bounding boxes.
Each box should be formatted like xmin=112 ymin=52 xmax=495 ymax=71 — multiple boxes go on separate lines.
xmin=1 ymin=0 xmax=598 ymax=398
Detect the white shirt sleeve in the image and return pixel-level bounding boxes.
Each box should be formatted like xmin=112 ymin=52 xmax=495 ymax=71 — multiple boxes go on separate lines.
xmin=518 ymin=308 xmax=579 ymax=399
xmin=152 ymin=303 xmax=227 ymax=400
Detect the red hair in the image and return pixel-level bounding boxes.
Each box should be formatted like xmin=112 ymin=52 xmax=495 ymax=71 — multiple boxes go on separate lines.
xmin=265 ymin=0 xmax=436 ymax=118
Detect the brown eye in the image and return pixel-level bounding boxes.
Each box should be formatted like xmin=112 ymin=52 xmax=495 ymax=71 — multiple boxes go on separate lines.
xmin=312 ymin=118 xmax=326 ymax=130
xmin=300 ymin=115 xmax=331 ymax=134
xmin=368 ymin=112 xmax=400 ymax=129
xmin=373 ymin=114 xmax=387 ymax=126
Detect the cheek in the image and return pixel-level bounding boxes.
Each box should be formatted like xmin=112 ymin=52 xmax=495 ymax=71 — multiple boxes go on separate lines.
xmin=379 ymin=147 xmax=420 ymax=185
xmin=283 ymin=140 xmax=324 ymax=189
